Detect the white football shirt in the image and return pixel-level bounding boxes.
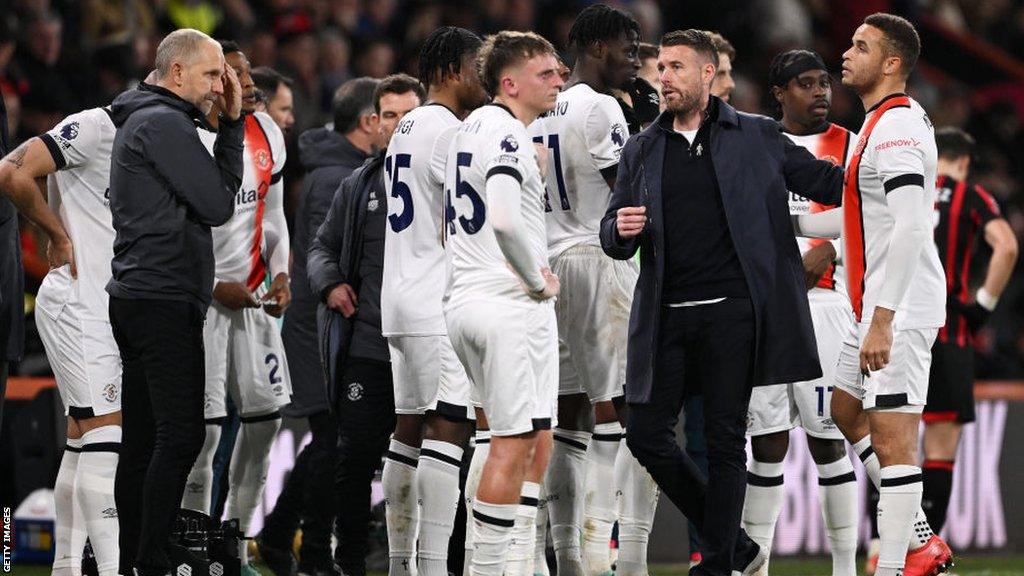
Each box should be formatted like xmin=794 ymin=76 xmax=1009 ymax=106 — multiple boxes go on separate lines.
xmin=785 ymin=122 xmax=854 ymax=300
xmin=41 ymin=108 xmax=116 ymax=319
xmin=198 ymin=112 xmax=288 ymax=291
xmin=381 ymin=103 xmax=461 ymax=336
xmin=445 ymin=104 xmax=548 ymax=307
xmin=530 ymin=83 xmax=628 ymax=259
xmin=845 ymin=95 xmax=945 ymax=329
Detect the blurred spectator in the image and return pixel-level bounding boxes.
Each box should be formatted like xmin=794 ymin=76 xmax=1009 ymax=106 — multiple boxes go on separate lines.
xmin=353 ymin=0 xmax=399 ymax=39
xmin=253 ymin=66 xmax=296 ymax=134
xmin=637 ymin=42 xmax=659 ymax=96
xmin=326 ymin=0 xmax=361 ymax=33
xmin=506 ymin=0 xmax=536 ymax=30
xmin=245 ymin=29 xmax=277 ymax=68
xmin=91 ymin=43 xmax=138 ymax=106
xmin=80 ymin=0 xmax=155 ymax=51
xmin=16 ymin=89 xmax=62 ymax=143
xmin=0 ymin=15 xmax=21 ymax=94
xmin=352 ymin=39 xmax=396 ymax=79
xmin=15 ymin=10 xmax=76 ymax=114
xmin=2 ymin=87 xmax=19 ymax=137
xmin=278 ymin=30 xmax=321 ymax=133
xmin=319 ymin=29 xmax=351 ymax=101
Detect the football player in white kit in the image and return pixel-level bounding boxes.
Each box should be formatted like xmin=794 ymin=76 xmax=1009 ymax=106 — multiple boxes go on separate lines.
xmin=444 ymin=31 xmax=563 ymax=576
xmin=527 ymin=6 xmax=656 ymax=576
xmin=0 ymin=109 xmax=120 ymax=576
xmin=796 ymin=13 xmax=952 ymax=576
xmin=181 ymin=42 xmax=292 ymax=575
xmin=379 ymin=27 xmax=489 ymax=576
xmin=741 ymin=50 xmax=858 ymax=576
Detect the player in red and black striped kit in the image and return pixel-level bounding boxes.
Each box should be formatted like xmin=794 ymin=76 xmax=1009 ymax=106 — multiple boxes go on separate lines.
xmin=923 ymin=127 xmax=1018 ymax=533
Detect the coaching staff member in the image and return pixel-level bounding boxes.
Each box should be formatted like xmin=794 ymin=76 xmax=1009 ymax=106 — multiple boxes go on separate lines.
xmin=601 ymin=30 xmax=844 ymax=576
xmin=308 ymin=74 xmax=424 ymax=576
xmin=106 ymin=29 xmax=243 ymax=576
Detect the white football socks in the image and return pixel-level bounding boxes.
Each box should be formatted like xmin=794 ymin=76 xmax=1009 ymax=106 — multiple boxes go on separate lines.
xmin=614 ymin=436 xmax=658 ymax=576
xmin=52 ymin=438 xmax=84 ymax=576
xmin=741 ymin=458 xmax=785 ymax=565
xmin=470 ymin=500 xmax=518 ymax=576
xmin=582 ymin=423 xmax=621 ymax=576
xmin=227 ymin=413 xmax=281 ymax=564
xmin=506 ymin=482 xmax=541 ymax=576
xmin=546 ymin=428 xmax=590 ymax=576
xmin=463 ymin=431 xmax=490 ymax=576
xmin=854 ymin=435 xmax=934 ymax=552
xmin=876 ymin=465 xmax=924 ymax=576
xmin=180 ymin=422 xmax=222 ymax=514
xmin=816 ymin=455 xmax=858 ymax=576
xmin=383 ymin=439 xmax=420 ymax=576
xmin=78 ymin=426 xmax=121 ymax=576
xmin=417 ymin=439 xmax=465 ymax=576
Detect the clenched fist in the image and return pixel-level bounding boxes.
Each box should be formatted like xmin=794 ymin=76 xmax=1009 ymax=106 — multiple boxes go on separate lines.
xmin=616 ymin=206 xmax=647 ymax=239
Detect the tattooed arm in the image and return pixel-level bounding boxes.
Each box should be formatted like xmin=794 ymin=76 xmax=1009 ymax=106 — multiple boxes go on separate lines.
xmin=0 ymin=138 xmax=74 ymax=274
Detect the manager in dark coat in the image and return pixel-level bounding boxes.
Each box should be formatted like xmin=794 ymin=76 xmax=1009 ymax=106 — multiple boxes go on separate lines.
xmin=601 ymin=30 xmax=843 ymax=576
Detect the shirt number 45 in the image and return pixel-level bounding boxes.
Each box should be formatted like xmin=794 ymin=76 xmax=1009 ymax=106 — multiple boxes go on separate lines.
xmin=445 ymin=152 xmax=486 ymax=236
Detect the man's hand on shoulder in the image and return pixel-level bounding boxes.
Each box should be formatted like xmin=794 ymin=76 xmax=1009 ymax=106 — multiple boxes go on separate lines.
xmin=213 ymin=281 xmax=259 ymax=310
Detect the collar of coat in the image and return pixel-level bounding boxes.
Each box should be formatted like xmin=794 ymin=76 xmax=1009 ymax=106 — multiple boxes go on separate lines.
xmin=637 ymin=95 xmax=739 ymax=143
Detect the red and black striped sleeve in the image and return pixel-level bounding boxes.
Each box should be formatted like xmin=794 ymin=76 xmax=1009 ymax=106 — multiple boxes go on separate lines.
xmin=970 ymin=184 xmax=1001 ymax=226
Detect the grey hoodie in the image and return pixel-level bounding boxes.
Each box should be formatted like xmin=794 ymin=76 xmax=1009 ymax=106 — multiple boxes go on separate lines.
xmin=106 ymin=83 xmax=244 ymax=310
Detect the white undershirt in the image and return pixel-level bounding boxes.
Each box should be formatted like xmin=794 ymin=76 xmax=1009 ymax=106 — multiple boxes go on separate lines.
xmin=676 ymin=128 xmax=699 ymax=146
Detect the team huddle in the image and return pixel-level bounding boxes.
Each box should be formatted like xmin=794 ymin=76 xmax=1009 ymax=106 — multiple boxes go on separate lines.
xmin=0 ymin=5 xmax=1013 ymax=576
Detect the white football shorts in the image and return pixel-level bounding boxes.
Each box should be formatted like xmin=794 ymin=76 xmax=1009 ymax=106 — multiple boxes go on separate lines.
xmin=35 ymin=265 xmax=121 ymax=418
xmin=446 ymin=299 xmax=558 ymax=436
xmin=203 ymin=302 xmax=292 ymax=419
xmin=551 ymin=245 xmax=636 ymax=403
xmin=833 ymin=320 xmax=938 ymax=413
xmin=388 ymin=334 xmax=475 ymax=420
xmin=747 ymin=291 xmax=852 ymax=439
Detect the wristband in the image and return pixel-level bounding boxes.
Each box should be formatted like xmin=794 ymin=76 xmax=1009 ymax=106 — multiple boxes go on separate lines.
xmin=976 ymin=287 xmax=998 ymax=311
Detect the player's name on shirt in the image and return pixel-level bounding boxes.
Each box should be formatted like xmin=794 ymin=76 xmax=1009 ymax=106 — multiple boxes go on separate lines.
xmin=394 ymin=116 xmax=416 ymax=136
xmin=540 ymin=99 xmax=570 ymax=118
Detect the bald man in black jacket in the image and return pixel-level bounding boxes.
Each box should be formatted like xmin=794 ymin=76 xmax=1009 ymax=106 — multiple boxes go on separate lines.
xmin=106 ymin=29 xmax=244 ymax=576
